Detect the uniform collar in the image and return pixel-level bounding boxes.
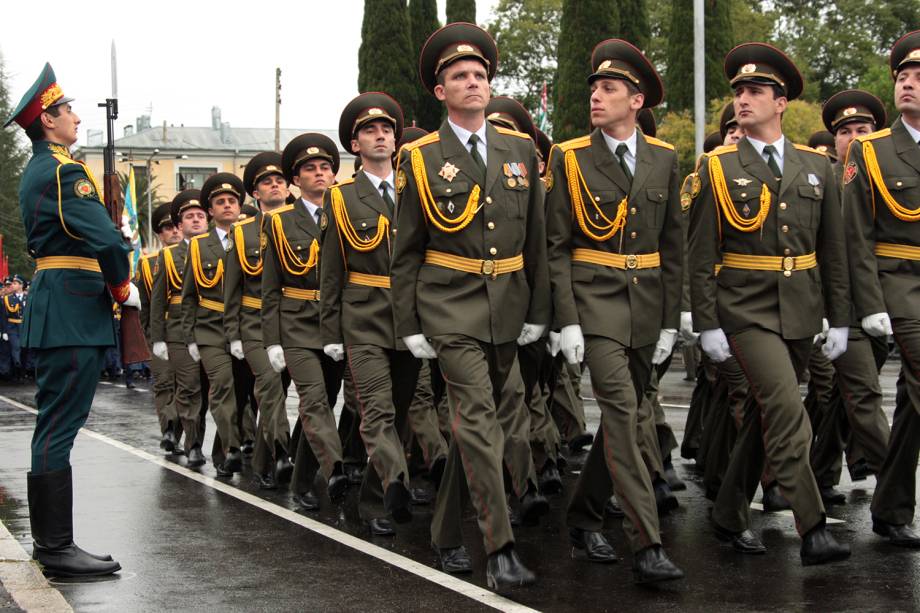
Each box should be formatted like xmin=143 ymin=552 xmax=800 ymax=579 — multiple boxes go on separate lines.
xmin=745 ymin=134 xmax=786 ymax=161
xmin=447 ymin=117 xmax=487 ymax=149
xmin=901 ymin=116 xmax=920 ymax=144
xmin=363 ymin=169 xmax=395 ymax=191
xmin=300 ymin=197 xmax=322 ymax=219
xmin=601 ymin=128 xmax=637 ymax=159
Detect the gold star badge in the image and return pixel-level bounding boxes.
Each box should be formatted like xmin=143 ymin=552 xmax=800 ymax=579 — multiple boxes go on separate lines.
xmin=438 ymin=162 xmax=460 ymax=182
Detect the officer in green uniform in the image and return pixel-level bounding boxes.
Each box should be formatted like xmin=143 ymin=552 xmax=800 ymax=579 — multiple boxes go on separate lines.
xmin=7 ymin=63 xmax=131 ymax=576
xmin=151 ymin=190 xmax=209 ymax=467
xmin=545 ymin=39 xmax=684 ymax=583
xmin=263 ymin=133 xmax=348 ymax=510
xmin=391 ymin=23 xmax=551 ymax=590
xmin=224 ymin=152 xmax=294 ymax=489
xmin=688 ymin=43 xmax=851 ymax=565
xmin=138 ymin=202 xmax=182 ymax=452
xmin=843 ymin=30 xmax=920 ymax=547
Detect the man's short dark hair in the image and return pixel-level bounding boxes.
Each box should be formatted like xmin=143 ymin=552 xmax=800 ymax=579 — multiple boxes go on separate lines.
xmin=25 ymin=105 xmax=61 ymax=142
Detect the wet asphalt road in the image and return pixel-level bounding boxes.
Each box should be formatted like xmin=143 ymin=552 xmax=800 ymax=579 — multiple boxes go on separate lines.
xmin=0 ymin=355 xmax=917 ymax=612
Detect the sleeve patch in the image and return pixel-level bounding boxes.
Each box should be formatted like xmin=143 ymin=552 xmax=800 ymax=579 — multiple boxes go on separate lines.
xmin=843 ymin=161 xmax=858 ymax=185
xmin=74 ymin=178 xmax=97 ymax=198
xmin=396 ymin=169 xmax=407 ymax=194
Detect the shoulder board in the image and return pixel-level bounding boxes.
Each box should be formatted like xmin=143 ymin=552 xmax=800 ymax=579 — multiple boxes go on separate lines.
xmin=494 ymin=126 xmax=531 ymax=140
xmin=857 ymin=128 xmax=891 ymax=143
xmin=793 ymin=144 xmax=826 ymax=156
xmin=143 ymin=251 xmax=159 ymax=260
xmin=52 ymin=153 xmax=79 ymax=167
xmin=266 ymin=204 xmax=294 ymax=216
xmin=644 ymin=136 xmax=675 ymax=151
xmin=335 ymin=178 xmax=356 ymax=187
xmin=402 ymin=132 xmax=441 ymax=152
xmin=164 ymin=244 xmax=177 ymax=252
xmin=234 ymin=216 xmax=257 ymax=228
xmin=710 ymin=144 xmax=738 ymax=156
xmin=192 ymin=232 xmax=210 ymax=240
xmin=558 ymin=135 xmax=592 ymax=152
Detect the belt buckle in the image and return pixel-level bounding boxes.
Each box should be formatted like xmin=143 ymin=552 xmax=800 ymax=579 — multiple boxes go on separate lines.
xmin=782 ymin=256 xmax=795 ymax=272
xmin=625 ymin=254 xmax=639 ymax=269
xmin=481 ymin=259 xmax=496 ymax=279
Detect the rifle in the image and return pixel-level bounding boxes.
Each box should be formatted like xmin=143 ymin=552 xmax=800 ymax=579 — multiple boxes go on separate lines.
xmin=99 ymin=97 xmax=150 ymax=365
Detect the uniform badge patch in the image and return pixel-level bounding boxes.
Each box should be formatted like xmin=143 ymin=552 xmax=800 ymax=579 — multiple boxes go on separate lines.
xmin=438 ymin=162 xmax=459 ymax=182
xmin=843 ymin=161 xmax=858 ymax=185
xmin=544 ymin=169 xmax=554 ymax=192
xmin=320 ymin=211 xmax=328 ymax=230
xmin=733 ymin=177 xmax=752 ymax=187
xmin=396 ymin=169 xmax=407 ymax=193
xmin=74 ymin=178 xmax=96 ymax=198
xmin=691 ymin=174 xmax=702 ymax=198
xmin=260 ymin=231 xmax=268 ymax=251
xmin=680 ymin=192 xmax=693 ymax=212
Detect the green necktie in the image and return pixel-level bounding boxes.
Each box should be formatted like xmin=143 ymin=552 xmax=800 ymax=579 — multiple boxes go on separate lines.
xmin=468 ymin=133 xmax=486 ymax=176
xmin=763 ymin=144 xmax=782 ymax=179
xmin=615 ymin=142 xmax=633 ymax=183
xmin=380 ymin=182 xmax=395 ymax=217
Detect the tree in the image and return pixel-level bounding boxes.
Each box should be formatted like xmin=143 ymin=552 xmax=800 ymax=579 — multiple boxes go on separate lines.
xmin=408 ymin=0 xmax=443 ymax=130
xmin=618 ymin=0 xmax=650 ymax=51
xmin=552 ymin=0 xmax=619 ymax=141
xmin=665 ymin=0 xmax=734 ymax=112
xmin=486 ymin=0 xmax=562 ymax=116
xmin=358 ymin=0 xmax=418 ymax=125
xmin=446 ymin=0 xmax=476 ymax=23
xmin=0 ymin=53 xmax=30 ymax=278
xmin=857 ymin=59 xmax=896 ymax=126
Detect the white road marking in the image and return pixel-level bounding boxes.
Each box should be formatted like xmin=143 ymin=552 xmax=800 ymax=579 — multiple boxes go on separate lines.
xmin=0 ymin=394 xmax=539 ymax=613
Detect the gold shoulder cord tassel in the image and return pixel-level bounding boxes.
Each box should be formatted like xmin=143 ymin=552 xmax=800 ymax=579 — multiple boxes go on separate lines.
xmin=709 ymin=155 xmax=771 ymax=233
xmin=411 ymin=147 xmax=480 ymax=233
xmin=140 ymin=257 xmax=154 ymax=293
xmin=330 ymin=186 xmax=390 ymax=252
xmin=234 ymin=221 xmax=263 ymax=276
xmin=163 ymin=247 xmax=184 ymax=296
xmin=864 ymin=141 xmax=920 ymax=222
xmin=189 ymin=236 xmax=224 ymax=289
xmin=271 ymin=213 xmax=319 ymax=276
xmin=565 ymin=149 xmax=627 ymax=241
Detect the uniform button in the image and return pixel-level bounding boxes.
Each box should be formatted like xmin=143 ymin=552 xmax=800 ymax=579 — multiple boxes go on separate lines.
xmin=255 ymin=250 xmax=259 ymax=254
xmin=896 ymin=181 xmax=903 ymax=187
xmin=489 ymin=247 xmax=497 ymax=256
xmin=779 ymin=202 xmax=787 ymax=210
xmin=781 ymin=225 xmax=789 ymax=233
xmin=595 ymin=196 xmax=601 ymax=202
xmin=487 ymin=222 xmax=495 ymax=230
xmin=361 ymin=222 xmax=367 ymax=228
xmin=446 ymin=188 xmax=452 ymax=194
xmin=630 ymin=231 xmax=637 ymax=239
xmin=630 ymin=207 xmax=637 ymax=215
xmin=784 ymin=248 xmax=791 ymax=255
xmin=740 ymin=192 xmax=747 ymax=198
xmin=485 ymin=196 xmax=493 ymax=204
xmin=392 ymin=228 xmax=397 ymax=234
xmin=296 ymin=245 xmax=302 ymax=250
xmin=632 ymin=276 xmax=639 ymax=285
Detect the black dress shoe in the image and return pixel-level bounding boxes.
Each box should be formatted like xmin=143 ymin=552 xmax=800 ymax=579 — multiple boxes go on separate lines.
xmin=385 ymin=481 xmax=413 ymax=524
xmin=568 ymin=432 xmax=594 ymax=454
xmin=160 ymin=430 xmax=177 ymax=453
xmin=539 ymin=461 xmax=563 ymax=496
xmin=820 ymin=486 xmax=846 ymax=505
xmin=569 ymin=528 xmax=618 ymax=563
xmin=655 ymin=479 xmax=679 ymax=513
xmin=369 ymin=518 xmax=395 ymax=536
xmin=328 ymin=465 xmax=349 ymax=501
xmin=714 ymin=524 xmax=766 ymax=554
xmin=872 ymin=518 xmax=920 ymax=548
xmin=509 ymin=505 xmax=521 ymax=527
xmin=275 ymin=457 xmax=293 ymax=485
xmin=434 ymin=545 xmax=473 ymax=574
xmin=428 ymin=455 xmax=447 ymax=491
xmin=345 ymin=463 xmax=364 ymax=484
xmin=761 ymin=483 xmax=791 ymax=512
xmin=410 ymin=487 xmax=431 ymax=506
xmin=486 ymin=547 xmax=535 ymax=591
xmin=849 ymin=459 xmax=872 ymax=482
xmin=519 ymin=487 xmax=549 ymax=526
xmin=216 ymin=450 xmax=242 ymax=476
xmin=186 ymin=446 xmax=206 ymax=468
xmin=257 ymin=472 xmax=277 ymax=490
xmin=605 ymin=495 xmax=625 ymax=518
xmin=663 ymin=460 xmax=687 ymax=491
xmin=293 ymin=490 xmax=320 ymax=511
xmin=241 ymin=440 xmax=255 ymax=457
xmin=800 ymin=524 xmax=851 ymax=566
xmin=632 ymin=545 xmax=685 ymax=584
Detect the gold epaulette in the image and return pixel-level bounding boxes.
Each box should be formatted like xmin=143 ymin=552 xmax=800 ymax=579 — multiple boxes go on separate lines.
xmin=558 ymin=135 xmax=592 ymax=152
xmin=234 ymin=216 xmax=257 ymax=228
xmin=192 ymin=232 xmax=210 ymax=240
xmin=143 ymin=251 xmax=159 ymax=261
xmin=336 ymin=178 xmax=356 ymax=187
xmin=402 ymin=132 xmax=441 ymax=152
xmin=164 ymin=243 xmax=178 ymax=253
xmin=494 ymin=126 xmax=532 ymax=140
xmin=709 ymin=144 xmax=738 ymax=156
xmin=793 ymin=144 xmax=826 ymax=156
xmin=266 ymin=204 xmax=294 ymax=216
xmin=857 ymin=128 xmax=891 ymax=143
xmin=645 ymin=136 xmax=675 ymax=151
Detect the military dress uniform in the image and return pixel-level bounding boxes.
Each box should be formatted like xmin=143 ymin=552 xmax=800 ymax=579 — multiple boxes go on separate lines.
xmin=689 ymin=43 xmax=851 ymax=564
xmin=1 ymin=288 xmax=23 ymax=381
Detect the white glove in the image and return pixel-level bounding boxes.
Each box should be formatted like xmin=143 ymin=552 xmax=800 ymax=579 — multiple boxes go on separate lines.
xmin=652 ymin=329 xmax=678 ymax=365
xmin=229 ymin=340 xmax=245 ymax=360
xmin=822 ymin=326 xmax=848 ymax=361
xmin=700 ymin=328 xmax=732 ymax=362
xmin=560 ymin=324 xmax=585 ymax=365
xmin=152 ymin=341 xmax=168 ymax=361
xmin=861 ymin=312 xmax=892 ymax=337
xmin=187 ymin=342 xmax=200 ymax=362
xmin=2 ymin=333 xmax=8 ymax=341
xmin=546 ymin=331 xmax=561 ymax=357
xmin=267 ymin=344 xmax=286 ymax=372
xmin=120 ymin=219 xmax=133 ymax=241
xmin=814 ymin=318 xmax=830 ymax=344
xmin=122 ymin=282 xmax=141 ymax=309
xmin=679 ymin=311 xmax=698 ymax=344
xmin=323 ymin=343 xmax=345 ymax=362
xmin=403 ymin=334 xmax=437 ymax=359
xmin=517 ymin=323 xmax=546 ymax=346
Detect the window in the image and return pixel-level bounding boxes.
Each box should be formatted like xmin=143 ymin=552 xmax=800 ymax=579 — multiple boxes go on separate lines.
xmin=176 ymin=167 xmax=218 ymax=191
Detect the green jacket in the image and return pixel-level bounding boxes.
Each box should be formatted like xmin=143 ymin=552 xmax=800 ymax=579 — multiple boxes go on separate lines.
xmin=137 ymin=251 xmax=158 ymax=340
xmin=150 ymin=240 xmax=188 ymax=344
xmin=181 ymin=228 xmax=230 ymax=347
xmin=224 ymin=213 xmax=267 ymax=344
xmin=19 ymin=140 xmax=129 ymax=348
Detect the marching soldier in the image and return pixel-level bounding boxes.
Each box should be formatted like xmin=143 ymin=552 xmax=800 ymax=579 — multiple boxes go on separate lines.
xmin=224 ymin=152 xmax=294 ymax=489
xmin=688 ymin=43 xmax=851 ymax=564
xmin=391 ymin=23 xmax=551 ymax=589
xmin=138 ymin=202 xmax=182 ymax=452
xmin=1 ymin=275 xmax=25 ymax=383
xmin=151 ymin=190 xmax=209 ymax=467
xmin=546 ymin=39 xmax=684 ymax=582
xmin=843 ymin=30 xmax=920 ymax=547
xmin=6 ymin=63 xmax=132 ymax=576
xmin=263 ymin=133 xmax=348 ymax=510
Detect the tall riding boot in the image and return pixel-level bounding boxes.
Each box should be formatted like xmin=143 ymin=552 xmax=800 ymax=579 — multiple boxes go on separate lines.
xmin=27 ymin=467 xmax=121 ymax=576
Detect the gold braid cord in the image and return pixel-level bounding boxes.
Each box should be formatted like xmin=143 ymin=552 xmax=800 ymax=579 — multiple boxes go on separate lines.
xmin=234 ymin=220 xmax=264 ymax=276
xmin=162 ymin=247 xmax=184 ymax=299
xmin=709 ymin=155 xmax=771 ymax=233
xmin=190 ymin=236 xmax=224 ymax=289
xmin=864 ymin=140 xmax=920 ymax=222
xmin=271 ymin=213 xmax=319 ymax=276
xmin=565 ymin=149 xmax=627 ymax=241
xmin=140 ymin=257 xmax=154 ymax=293
xmin=331 ymin=186 xmax=390 ymax=252
xmin=411 ymin=147 xmax=481 ymax=233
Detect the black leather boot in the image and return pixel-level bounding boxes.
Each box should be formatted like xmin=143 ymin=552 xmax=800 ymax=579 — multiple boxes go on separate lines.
xmin=486 ymin=546 xmax=536 ymax=591
xmin=27 ymin=467 xmax=121 ymax=577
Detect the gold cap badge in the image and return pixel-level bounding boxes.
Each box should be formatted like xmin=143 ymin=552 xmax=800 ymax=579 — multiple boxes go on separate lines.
xmin=740 ymin=63 xmax=757 ymax=74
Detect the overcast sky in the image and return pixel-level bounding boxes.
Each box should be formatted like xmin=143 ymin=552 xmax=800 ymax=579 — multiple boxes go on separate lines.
xmin=2 ymin=0 xmax=498 ymax=145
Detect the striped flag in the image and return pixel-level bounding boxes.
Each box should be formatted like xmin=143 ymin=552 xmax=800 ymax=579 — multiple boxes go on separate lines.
xmin=121 ymin=167 xmax=142 ymax=274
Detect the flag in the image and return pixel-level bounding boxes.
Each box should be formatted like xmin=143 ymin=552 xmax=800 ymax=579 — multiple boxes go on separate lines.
xmin=534 ymin=81 xmax=549 ymax=131
xmin=121 ymin=167 xmax=142 ymax=275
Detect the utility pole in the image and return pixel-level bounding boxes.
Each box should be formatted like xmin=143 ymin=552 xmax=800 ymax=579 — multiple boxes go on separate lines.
xmin=275 ymin=68 xmax=282 ymax=152
xmin=693 ymin=0 xmax=705 ymax=155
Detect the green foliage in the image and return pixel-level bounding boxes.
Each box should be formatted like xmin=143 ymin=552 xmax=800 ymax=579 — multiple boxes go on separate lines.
xmin=409 ymin=0 xmax=443 ymax=130
xmin=552 ymin=0 xmax=619 ymax=141
xmin=446 ymin=0 xmax=476 ymax=23
xmin=665 ymin=0 xmax=734 ymax=112
xmin=857 ymin=58 xmax=897 ymax=126
xmin=486 ymin=0 xmax=562 ymax=117
xmin=0 ymin=54 xmax=31 ymax=278
xmin=618 ymin=0 xmax=650 ymax=51
xmin=358 ymin=0 xmax=419 ymax=125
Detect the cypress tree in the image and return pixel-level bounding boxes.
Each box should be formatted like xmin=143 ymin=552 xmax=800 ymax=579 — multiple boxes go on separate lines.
xmin=409 ymin=0 xmax=443 ymax=130
xmin=704 ymin=0 xmax=733 ymax=104
xmin=666 ymin=0 xmax=734 ymax=112
xmin=618 ymin=0 xmax=650 ymax=51
xmin=446 ymin=0 xmax=476 ymax=23
xmin=552 ymin=0 xmax=619 ymax=141
xmin=358 ymin=0 xmax=418 ymax=123
xmin=0 ymin=54 xmax=30 ymax=277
